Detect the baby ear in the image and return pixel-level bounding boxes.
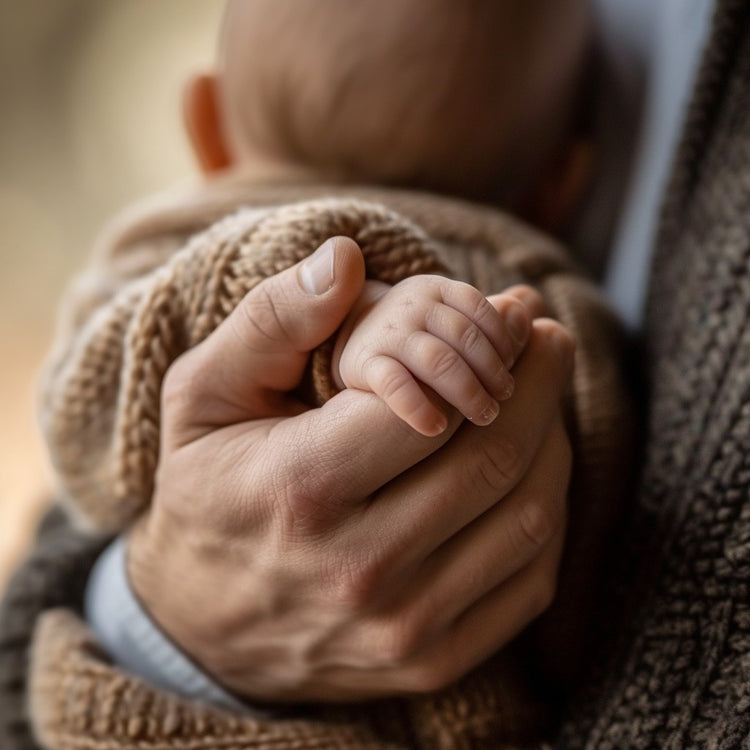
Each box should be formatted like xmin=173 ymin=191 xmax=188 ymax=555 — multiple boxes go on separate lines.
xmin=182 ymin=72 xmax=233 ymax=174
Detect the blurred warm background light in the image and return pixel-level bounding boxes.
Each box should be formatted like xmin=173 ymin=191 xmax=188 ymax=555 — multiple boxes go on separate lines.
xmin=0 ymin=0 xmax=223 ymax=591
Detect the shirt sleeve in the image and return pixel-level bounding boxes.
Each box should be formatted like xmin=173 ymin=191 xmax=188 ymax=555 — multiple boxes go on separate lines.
xmin=84 ymin=535 xmax=265 ymax=715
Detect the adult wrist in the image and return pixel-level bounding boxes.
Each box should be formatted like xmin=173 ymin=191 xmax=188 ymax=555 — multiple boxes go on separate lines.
xmin=86 ymin=534 xmax=255 ymax=712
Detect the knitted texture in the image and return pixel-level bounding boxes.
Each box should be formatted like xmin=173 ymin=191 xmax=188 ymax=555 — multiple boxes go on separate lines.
xmin=40 ymin=198 xmax=449 ymax=532
xmin=556 ymin=1 xmax=750 ymax=747
xmin=0 ymin=508 xmax=108 ymax=750
xmin=32 ymin=607 xmax=548 ymax=750
xmin=19 ymin=185 xmax=633 ymax=750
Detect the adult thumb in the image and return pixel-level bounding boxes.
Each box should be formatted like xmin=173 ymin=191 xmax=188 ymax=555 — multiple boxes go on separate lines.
xmin=164 ymin=237 xmax=366 ymax=430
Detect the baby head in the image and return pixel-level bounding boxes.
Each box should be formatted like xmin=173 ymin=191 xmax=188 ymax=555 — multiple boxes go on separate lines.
xmin=187 ymin=0 xmax=590 ymax=207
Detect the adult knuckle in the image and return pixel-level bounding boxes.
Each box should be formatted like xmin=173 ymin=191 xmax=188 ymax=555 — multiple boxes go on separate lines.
xmin=405 ymin=659 xmax=458 ymax=693
xmin=376 ymin=618 xmax=424 ymax=666
xmin=517 ymin=498 xmax=558 ymax=550
xmin=234 ymin=284 xmax=290 ymax=350
xmin=278 ymin=466 xmax=340 ymax=537
xmin=325 ymin=550 xmax=386 ymax=611
xmin=271 ymin=434 xmax=336 ymax=529
xmin=473 ymin=433 xmax=523 ymax=493
xmin=281 ymin=478 xmax=321 ymax=526
xmin=465 ymin=556 xmax=496 ymax=595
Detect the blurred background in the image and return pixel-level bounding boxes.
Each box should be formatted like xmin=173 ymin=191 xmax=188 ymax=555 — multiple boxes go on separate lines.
xmin=0 ymin=0 xmax=223 ymax=591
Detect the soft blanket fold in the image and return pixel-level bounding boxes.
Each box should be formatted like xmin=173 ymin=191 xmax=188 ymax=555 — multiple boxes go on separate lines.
xmin=30 ymin=182 xmax=633 ymax=750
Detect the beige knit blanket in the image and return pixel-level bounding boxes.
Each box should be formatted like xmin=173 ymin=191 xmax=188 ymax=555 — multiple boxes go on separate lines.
xmin=31 ymin=179 xmax=634 ymax=750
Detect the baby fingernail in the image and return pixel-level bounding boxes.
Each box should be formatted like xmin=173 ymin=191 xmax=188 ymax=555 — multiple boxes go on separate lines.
xmin=498 ymin=376 xmax=514 ymax=400
xmin=299 ymin=238 xmax=336 ymax=295
xmin=425 ymin=415 xmax=448 ymax=436
xmin=477 ymin=400 xmax=500 ymax=425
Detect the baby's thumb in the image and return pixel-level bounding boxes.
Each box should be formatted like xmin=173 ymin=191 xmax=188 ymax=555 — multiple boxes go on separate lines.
xmin=164 ymin=237 xmax=365 ymax=429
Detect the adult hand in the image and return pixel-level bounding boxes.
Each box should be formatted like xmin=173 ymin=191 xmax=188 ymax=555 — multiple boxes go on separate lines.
xmin=128 ymin=236 xmax=574 ymax=702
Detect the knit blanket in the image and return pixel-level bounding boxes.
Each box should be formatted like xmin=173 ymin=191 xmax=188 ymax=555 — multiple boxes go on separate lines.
xmin=26 ymin=183 xmax=633 ymax=749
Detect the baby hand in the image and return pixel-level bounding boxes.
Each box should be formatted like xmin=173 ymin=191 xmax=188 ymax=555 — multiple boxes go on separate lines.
xmin=333 ymin=276 xmax=531 ymax=436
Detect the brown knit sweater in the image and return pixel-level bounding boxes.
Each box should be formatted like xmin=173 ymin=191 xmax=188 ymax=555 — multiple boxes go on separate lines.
xmin=5 ymin=1 xmax=750 ymax=747
xmin=20 ymin=184 xmax=633 ymax=749
xmin=556 ymin=1 xmax=750 ymax=746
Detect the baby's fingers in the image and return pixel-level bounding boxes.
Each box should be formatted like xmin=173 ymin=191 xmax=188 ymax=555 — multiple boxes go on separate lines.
xmin=426 ymin=304 xmax=515 ymax=403
xmin=363 ymin=355 xmax=449 ymax=437
xmin=440 ymin=282 xmax=531 ymax=372
xmin=398 ymin=332 xmax=501 ymax=427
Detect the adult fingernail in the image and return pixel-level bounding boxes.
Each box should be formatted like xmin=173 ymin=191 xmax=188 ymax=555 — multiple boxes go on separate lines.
xmin=299 ymin=238 xmax=336 ymax=295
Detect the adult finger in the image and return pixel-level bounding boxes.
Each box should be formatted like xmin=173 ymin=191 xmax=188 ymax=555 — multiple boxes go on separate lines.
xmin=393 ymin=521 xmax=567 ymax=695
xmin=306 ymin=420 xmax=569 ymax=698
xmin=244 ymin=389 xmax=464 ymax=528
xmin=376 ymin=416 xmax=571 ymax=647
xmin=163 ymin=236 xmax=366 ymax=435
xmin=342 ymin=318 xmax=574 ymax=570
xmin=252 ymin=287 xmax=558 ymax=516
xmin=489 ymin=284 xmax=549 ymax=321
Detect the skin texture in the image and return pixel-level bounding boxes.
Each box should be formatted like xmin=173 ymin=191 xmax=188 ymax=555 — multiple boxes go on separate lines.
xmin=216 ymin=0 xmax=591 ymax=203
xmin=126 ymin=0 xmax=584 ymax=701
xmin=334 ymin=277 xmax=531 ymax=436
xmin=128 ymin=238 xmax=575 ymax=701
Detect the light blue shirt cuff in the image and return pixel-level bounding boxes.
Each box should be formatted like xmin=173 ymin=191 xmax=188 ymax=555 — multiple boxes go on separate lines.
xmin=85 ymin=535 xmax=261 ymax=715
